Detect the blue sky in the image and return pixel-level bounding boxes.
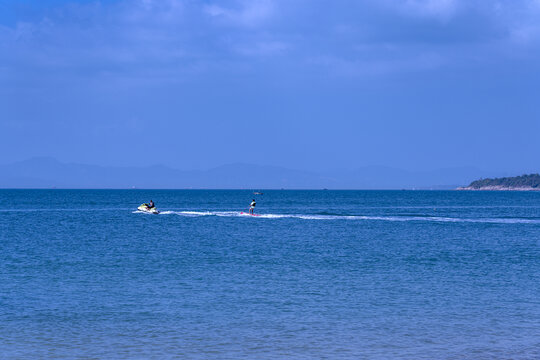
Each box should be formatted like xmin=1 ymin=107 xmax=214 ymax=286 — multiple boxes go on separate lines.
xmin=1 ymin=0 xmax=539 ymax=172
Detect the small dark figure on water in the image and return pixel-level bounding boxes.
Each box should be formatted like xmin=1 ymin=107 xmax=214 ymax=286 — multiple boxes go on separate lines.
xmin=249 ymin=199 xmax=256 ymax=214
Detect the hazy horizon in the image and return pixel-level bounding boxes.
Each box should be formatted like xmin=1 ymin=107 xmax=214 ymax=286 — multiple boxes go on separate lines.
xmin=1 ymin=156 xmax=537 ymax=178
xmin=0 ymin=155 xmax=527 ymax=175
xmin=0 ymin=156 xmax=519 ymax=189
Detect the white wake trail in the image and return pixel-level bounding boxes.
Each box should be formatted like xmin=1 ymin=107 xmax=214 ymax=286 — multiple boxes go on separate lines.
xmin=144 ymin=210 xmax=540 ymax=224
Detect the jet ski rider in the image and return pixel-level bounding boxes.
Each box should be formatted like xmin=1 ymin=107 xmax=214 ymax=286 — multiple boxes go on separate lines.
xmin=249 ymin=199 xmax=256 ymax=214
xmin=148 ymin=200 xmax=155 ymax=209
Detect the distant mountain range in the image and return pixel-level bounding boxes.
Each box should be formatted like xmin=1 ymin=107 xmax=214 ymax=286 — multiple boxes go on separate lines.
xmin=0 ymin=157 xmax=506 ymax=189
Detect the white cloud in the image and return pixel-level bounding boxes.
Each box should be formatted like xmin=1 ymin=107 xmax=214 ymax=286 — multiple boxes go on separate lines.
xmin=204 ymin=0 xmax=275 ymax=27
xmin=378 ymin=0 xmax=460 ymax=20
xmin=509 ymin=24 xmax=540 ymax=44
xmin=497 ymin=0 xmax=540 ymax=44
xmin=2 ymin=0 xmax=540 ymax=84
xmin=406 ymin=0 xmax=458 ymax=17
xmin=120 ymin=0 xmax=185 ymax=25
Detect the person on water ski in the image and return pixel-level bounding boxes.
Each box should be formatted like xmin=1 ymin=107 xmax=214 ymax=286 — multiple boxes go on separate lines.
xmin=249 ymin=199 xmax=256 ymax=214
xmin=148 ymin=200 xmax=155 ymax=209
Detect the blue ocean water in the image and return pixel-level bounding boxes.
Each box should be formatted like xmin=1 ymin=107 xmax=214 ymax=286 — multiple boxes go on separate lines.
xmin=1 ymin=190 xmax=539 ymax=359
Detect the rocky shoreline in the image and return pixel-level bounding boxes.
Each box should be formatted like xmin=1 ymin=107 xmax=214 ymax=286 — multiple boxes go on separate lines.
xmin=458 ymin=174 xmax=540 ymax=191
xmin=457 ymin=186 xmax=540 ymax=191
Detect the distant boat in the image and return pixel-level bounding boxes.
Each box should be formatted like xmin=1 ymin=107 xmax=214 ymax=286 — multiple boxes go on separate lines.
xmin=253 ymin=192 xmax=264 ymax=195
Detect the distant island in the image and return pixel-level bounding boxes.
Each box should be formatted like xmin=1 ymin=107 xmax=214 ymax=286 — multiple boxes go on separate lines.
xmin=458 ymin=174 xmax=540 ymax=191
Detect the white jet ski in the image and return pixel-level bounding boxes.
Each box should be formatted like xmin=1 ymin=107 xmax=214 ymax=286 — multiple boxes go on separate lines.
xmin=138 ymin=203 xmax=159 ymax=214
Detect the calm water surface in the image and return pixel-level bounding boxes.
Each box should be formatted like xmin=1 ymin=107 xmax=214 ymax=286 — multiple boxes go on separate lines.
xmin=1 ymin=190 xmax=539 ymax=359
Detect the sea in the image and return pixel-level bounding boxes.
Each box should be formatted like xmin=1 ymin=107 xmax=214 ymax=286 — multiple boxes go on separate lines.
xmin=1 ymin=189 xmax=539 ymax=359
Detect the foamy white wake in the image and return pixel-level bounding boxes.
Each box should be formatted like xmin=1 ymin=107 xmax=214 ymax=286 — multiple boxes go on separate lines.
xmin=135 ymin=210 xmax=540 ymax=224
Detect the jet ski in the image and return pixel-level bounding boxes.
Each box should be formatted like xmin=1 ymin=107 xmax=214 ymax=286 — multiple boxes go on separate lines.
xmin=138 ymin=203 xmax=159 ymax=214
